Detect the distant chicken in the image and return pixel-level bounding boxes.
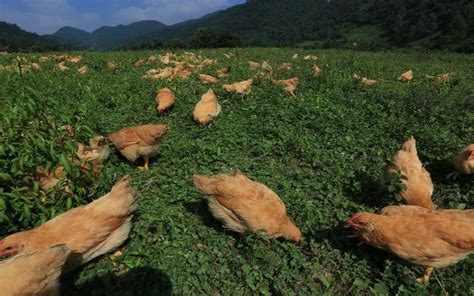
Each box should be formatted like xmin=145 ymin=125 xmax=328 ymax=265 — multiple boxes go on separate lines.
xmin=38 ymin=56 xmax=50 ymax=63
xmin=346 ymin=205 xmax=474 ymax=283
xmin=313 ymin=65 xmax=321 ymax=77
xmin=193 ymin=169 xmax=302 ymax=242
xmin=108 ymin=124 xmax=169 ymax=171
xmin=107 ymin=61 xmax=119 ymax=70
xmin=248 ymin=61 xmax=260 ymax=70
xmin=398 ymin=70 xmax=413 ymax=82
xmin=304 ymin=55 xmax=317 ymax=61
xmin=361 ymin=77 xmax=378 ymax=87
xmin=0 ymin=176 xmax=136 ymax=271
xmin=0 ymin=245 xmax=71 ymax=296
xmin=193 ymin=89 xmax=221 ymax=125
xmin=56 ymin=62 xmax=69 ymax=71
xmin=384 ymin=136 xmax=434 ymax=209
xmin=447 ymin=144 xmax=474 ymax=179
xmin=272 ymin=77 xmax=299 ymax=97
xmin=78 ymin=66 xmax=89 ymax=74
xmin=292 ymin=54 xmax=299 ymax=59
xmin=198 ymin=74 xmax=219 ymax=84
xmin=67 ymin=56 xmax=82 ymax=64
xmin=134 ymin=59 xmax=145 ymax=67
xmin=31 ymin=63 xmax=41 ymax=71
xmin=222 ymin=79 xmax=253 ymax=95
xmin=216 ymin=67 xmax=230 ymax=78
xmin=279 ymin=63 xmax=292 ymax=71
xmin=155 ymin=87 xmax=176 ymax=114
xmin=223 ymin=53 xmax=234 ymax=59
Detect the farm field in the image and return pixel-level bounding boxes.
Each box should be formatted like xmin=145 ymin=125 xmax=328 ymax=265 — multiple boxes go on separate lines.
xmin=0 ymin=48 xmax=473 ymax=295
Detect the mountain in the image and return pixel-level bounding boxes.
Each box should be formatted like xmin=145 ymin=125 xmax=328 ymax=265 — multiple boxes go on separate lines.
xmin=0 ymin=21 xmax=65 ymax=52
xmin=50 ymin=20 xmax=167 ymax=50
xmin=130 ymin=0 xmax=473 ymax=52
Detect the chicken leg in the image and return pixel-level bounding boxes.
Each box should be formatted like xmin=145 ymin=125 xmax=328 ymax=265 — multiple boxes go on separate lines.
xmin=417 ymin=267 xmax=434 ymax=284
xmin=138 ymin=157 xmax=149 ymax=171
xmin=446 ymin=171 xmax=460 ymax=180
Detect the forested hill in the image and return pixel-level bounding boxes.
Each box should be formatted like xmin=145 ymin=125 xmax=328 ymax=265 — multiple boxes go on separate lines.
xmin=0 ymin=22 xmax=66 ymax=52
xmin=130 ymin=0 xmax=474 ymax=52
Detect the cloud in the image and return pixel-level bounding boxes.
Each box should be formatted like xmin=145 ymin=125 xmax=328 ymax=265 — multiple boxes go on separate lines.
xmin=116 ymin=0 xmax=236 ymax=25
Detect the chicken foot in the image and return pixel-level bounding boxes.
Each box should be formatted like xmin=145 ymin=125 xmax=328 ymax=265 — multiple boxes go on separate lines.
xmin=417 ymin=266 xmax=434 ymax=284
xmin=138 ymin=157 xmax=149 ymax=171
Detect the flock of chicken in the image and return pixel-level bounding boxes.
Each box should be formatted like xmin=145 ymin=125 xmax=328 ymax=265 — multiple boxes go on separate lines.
xmin=0 ymin=51 xmax=473 ymax=294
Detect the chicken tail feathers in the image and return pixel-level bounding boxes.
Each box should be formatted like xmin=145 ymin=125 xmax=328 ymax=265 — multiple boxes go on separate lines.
xmin=193 ymin=174 xmax=216 ymax=195
xmin=102 ymin=175 xmax=137 ymax=215
xmin=401 ymin=136 xmax=417 ymax=154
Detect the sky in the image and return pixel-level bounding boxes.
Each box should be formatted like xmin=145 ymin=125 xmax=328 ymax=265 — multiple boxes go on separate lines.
xmin=0 ymin=0 xmax=246 ymax=35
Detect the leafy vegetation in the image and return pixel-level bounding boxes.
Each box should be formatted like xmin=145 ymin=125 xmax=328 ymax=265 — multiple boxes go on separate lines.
xmin=0 ymin=48 xmax=473 ymax=295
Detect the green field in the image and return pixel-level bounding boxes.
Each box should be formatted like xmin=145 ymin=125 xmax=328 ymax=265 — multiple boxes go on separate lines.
xmin=0 ymin=48 xmax=473 ymax=295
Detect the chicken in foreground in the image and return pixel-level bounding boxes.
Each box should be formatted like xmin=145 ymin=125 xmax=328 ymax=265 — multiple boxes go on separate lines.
xmin=384 ymin=136 xmax=434 ymax=209
xmin=222 ymin=79 xmax=253 ymax=95
xmin=193 ymin=169 xmax=302 ymax=242
xmin=0 ymin=175 xmax=136 ymax=271
xmin=155 ymin=87 xmax=176 ymax=114
xmin=193 ymin=89 xmax=221 ymax=125
xmin=447 ymin=144 xmax=474 ymax=179
xmin=108 ymin=124 xmax=169 ymax=171
xmin=0 ymin=245 xmax=71 ymax=296
xmin=346 ymin=205 xmax=474 ymax=283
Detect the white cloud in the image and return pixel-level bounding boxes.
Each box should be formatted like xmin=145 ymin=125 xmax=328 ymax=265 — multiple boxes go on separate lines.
xmin=116 ymin=0 xmax=235 ymax=25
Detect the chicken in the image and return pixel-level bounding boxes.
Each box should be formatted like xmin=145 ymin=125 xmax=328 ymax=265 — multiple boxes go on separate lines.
xmin=134 ymin=59 xmax=145 ymax=67
xmin=447 ymin=144 xmax=474 ymax=179
xmin=279 ymin=63 xmax=292 ymax=71
xmin=223 ymin=53 xmax=234 ymax=59
xmin=38 ymin=56 xmax=50 ymax=63
xmin=222 ymin=79 xmax=253 ymax=95
xmin=198 ymin=74 xmax=219 ymax=84
xmin=78 ymin=66 xmax=89 ymax=74
xmin=216 ymin=67 xmax=230 ymax=78
xmin=193 ymin=169 xmax=302 ymax=242
xmin=313 ymin=65 xmax=321 ymax=77
xmin=398 ymin=70 xmax=413 ymax=82
xmin=248 ymin=61 xmax=260 ymax=70
xmin=67 ymin=56 xmax=82 ymax=64
xmin=107 ymin=61 xmax=119 ymax=70
xmin=0 ymin=176 xmax=136 ymax=272
xmin=292 ymin=54 xmax=299 ymax=59
xmin=36 ymin=166 xmax=66 ymax=192
xmin=76 ymin=136 xmax=111 ymax=164
xmin=160 ymin=54 xmax=171 ymax=65
xmin=155 ymin=87 xmax=176 ymax=114
xmin=193 ymin=89 xmax=221 ymax=125
xmin=346 ymin=205 xmax=474 ymax=283
xmin=361 ymin=77 xmax=378 ymax=87
xmin=56 ymin=62 xmax=69 ymax=71
xmin=108 ymin=124 xmax=169 ymax=171
xmin=0 ymin=245 xmax=71 ymax=296
xmin=31 ymin=63 xmax=41 ymax=71
xmin=304 ymin=55 xmax=317 ymax=61
xmin=272 ymin=77 xmax=299 ymax=97
xmin=384 ymin=136 xmax=434 ymax=209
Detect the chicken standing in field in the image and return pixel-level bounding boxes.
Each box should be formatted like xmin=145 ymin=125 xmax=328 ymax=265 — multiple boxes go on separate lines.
xmin=272 ymin=77 xmax=299 ymax=97
xmin=398 ymin=70 xmax=413 ymax=82
xmin=0 ymin=176 xmax=136 ymax=271
xmin=198 ymin=74 xmax=219 ymax=84
xmin=78 ymin=66 xmax=89 ymax=74
xmin=216 ymin=67 xmax=230 ymax=78
xmin=222 ymin=79 xmax=253 ymax=95
xmin=248 ymin=61 xmax=260 ymax=70
xmin=56 ymin=62 xmax=69 ymax=71
xmin=108 ymin=124 xmax=169 ymax=171
xmin=193 ymin=169 xmax=302 ymax=242
xmin=313 ymin=65 xmax=321 ymax=77
xmin=155 ymin=87 xmax=176 ymax=114
xmin=361 ymin=77 xmax=378 ymax=87
xmin=346 ymin=205 xmax=474 ymax=283
xmin=384 ymin=136 xmax=434 ymax=209
xmin=193 ymin=89 xmax=221 ymax=125
xmin=0 ymin=245 xmax=71 ymax=296
xmin=447 ymin=144 xmax=474 ymax=179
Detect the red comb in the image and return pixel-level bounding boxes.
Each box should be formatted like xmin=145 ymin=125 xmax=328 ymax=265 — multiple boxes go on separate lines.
xmin=468 ymin=150 xmax=474 ymax=160
xmin=345 ymin=213 xmax=361 ymax=227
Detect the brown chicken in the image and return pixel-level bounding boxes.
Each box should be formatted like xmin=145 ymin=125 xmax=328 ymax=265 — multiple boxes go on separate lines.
xmin=0 ymin=176 xmax=136 ymax=271
xmin=36 ymin=166 xmax=66 ymax=191
xmin=304 ymin=55 xmax=317 ymax=61
xmin=398 ymin=70 xmax=413 ymax=82
xmin=76 ymin=136 xmax=111 ymax=164
xmin=56 ymin=62 xmax=69 ymax=71
xmin=313 ymin=65 xmax=321 ymax=77
xmin=193 ymin=169 xmax=302 ymax=242
xmin=134 ymin=59 xmax=145 ymax=67
xmin=155 ymin=87 xmax=176 ymax=114
xmin=384 ymin=136 xmax=434 ymax=209
xmin=198 ymin=74 xmax=219 ymax=84
xmin=361 ymin=77 xmax=378 ymax=87
xmin=0 ymin=245 xmax=71 ymax=296
xmin=107 ymin=61 xmax=119 ymax=70
xmin=346 ymin=205 xmax=474 ymax=283
xmin=447 ymin=144 xmax=474 ymax=179
xmin=193 ymin=89 xmax=221 ymax=125
xmin=279 ymin=63 xmax=292 ymax=71
xmin=78 ymin=66 xmax=89 ymax=74
xmin=222 ymin=79 xmax=253 ymax=95
xmin=248 ymin=61 xmax=260 ymax=70
xmin=272 ymin=77 xmax=299 ymax=97
xmin=216 ymin=67 xmax=230 ymax=78
xmin=108 ymin=124 xmax=169 ymax=171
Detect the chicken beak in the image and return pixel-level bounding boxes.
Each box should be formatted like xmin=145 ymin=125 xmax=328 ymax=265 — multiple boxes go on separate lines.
xmin=0 ymin=248 xmax=18 ymax=257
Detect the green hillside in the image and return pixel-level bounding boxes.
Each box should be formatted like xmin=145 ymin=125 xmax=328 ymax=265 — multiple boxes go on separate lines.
xmin=0 ymin=21 xmax=65 ymax=52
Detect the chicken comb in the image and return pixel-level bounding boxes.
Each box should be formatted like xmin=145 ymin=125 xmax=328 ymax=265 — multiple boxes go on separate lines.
xmin=468 ymin=150 xmax=474 ymax=160
xmin=345 ymin=213 xmax=362 ymax=228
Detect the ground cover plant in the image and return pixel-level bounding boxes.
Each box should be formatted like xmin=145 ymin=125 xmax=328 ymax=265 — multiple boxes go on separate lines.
xmin=0 ymin=48 xmax=473 ymax=295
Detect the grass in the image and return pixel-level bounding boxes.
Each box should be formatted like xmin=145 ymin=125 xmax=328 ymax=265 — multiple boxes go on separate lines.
xmin=0 ymin=48 xmax=473 ymax=295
